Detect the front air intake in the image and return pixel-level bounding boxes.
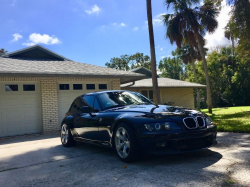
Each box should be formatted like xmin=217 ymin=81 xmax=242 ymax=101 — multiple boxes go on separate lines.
xmin=183 ymin=117 xmax=197 ymax=129
xmin=196 ymin=117 xmax=205 ymax=127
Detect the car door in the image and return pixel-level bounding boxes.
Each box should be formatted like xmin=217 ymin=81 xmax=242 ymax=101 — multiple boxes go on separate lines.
xmin=74 ymin=95 xmax=101 ymax=141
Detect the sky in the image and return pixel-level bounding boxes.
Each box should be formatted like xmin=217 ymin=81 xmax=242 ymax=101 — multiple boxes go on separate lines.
xmin=1 ymin=0 xmax=231 ymax=67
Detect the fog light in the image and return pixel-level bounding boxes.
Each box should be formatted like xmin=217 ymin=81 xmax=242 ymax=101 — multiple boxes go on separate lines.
xmin=144 ymin=124 xmax=153 ymax=131
xmin=156 ymin=142 xmax=166 ymax=147
xmin=155 ymin=123 xmax=161 ymax=130
xmin=165 ymin=122 xmax=170 ymax=130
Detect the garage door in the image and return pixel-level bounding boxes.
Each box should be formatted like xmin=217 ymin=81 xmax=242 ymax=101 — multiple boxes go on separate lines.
xmin=57 ymin=82 xmax=110 ymax=128
xmin=0 ymin=82 xmax=42 ymax=137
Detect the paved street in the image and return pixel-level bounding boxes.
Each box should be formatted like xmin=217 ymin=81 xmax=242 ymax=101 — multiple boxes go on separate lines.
xmin=0 ymin=132 xmax=249 ymax=187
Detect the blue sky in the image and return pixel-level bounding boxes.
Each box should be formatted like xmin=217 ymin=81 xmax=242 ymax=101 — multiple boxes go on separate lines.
xmin=1 ymin=0 xmax=230 ymax=67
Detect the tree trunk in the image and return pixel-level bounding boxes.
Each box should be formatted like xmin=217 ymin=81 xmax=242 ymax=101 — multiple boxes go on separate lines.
xmin=191 ymin=61 xmax=200 ymax=110
xmin=146 ymin=0 xmax=160 ymax=105
xmin=232 ymin=36 xmax=235 ymax=56
xmin=196 ymin=34 xmax=212 ymax=113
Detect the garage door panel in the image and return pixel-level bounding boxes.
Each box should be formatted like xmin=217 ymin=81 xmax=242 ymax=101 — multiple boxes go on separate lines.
xmin=0 ymin=82 xmax=42 ymax=137
xmin=23 ymin=107 xmax=41 ymax=119
xmin=2 ymin=97 xmax=21 ymax=107
xmin=3 ymin=109 xmax=23 ymax=121
xmin=23 ymin=96 xmax=40 ymax=106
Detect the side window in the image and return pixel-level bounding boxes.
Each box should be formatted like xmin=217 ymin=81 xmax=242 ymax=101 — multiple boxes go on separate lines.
xmin=83 ymin=96 xmax=95 ymax=108
xmin=69 ymin=97 xmax=84 ymax=113
xmin=93 ymin=98 xmax=101 ymax=111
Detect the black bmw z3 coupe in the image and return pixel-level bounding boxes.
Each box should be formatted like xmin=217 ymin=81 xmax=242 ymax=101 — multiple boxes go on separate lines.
xmin=60 ymin=90 xmax=217 ymax=162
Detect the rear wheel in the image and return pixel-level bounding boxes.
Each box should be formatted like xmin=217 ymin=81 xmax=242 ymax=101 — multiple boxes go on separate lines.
xmin=61 ymin=123 xmax=76 ymax=147
xmin=114 ymin=123 xmax=142 ymax=162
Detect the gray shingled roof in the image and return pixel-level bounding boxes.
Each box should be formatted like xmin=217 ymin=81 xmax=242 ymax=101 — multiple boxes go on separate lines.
xmin=121 ymin=77 xmax=206 ymax=88
xmin=0 ymin=57 xmax=145 ymax=84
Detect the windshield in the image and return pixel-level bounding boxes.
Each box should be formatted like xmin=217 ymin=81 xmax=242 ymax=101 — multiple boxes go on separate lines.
xmin=98 ymin=91 xmax=154 ymax=110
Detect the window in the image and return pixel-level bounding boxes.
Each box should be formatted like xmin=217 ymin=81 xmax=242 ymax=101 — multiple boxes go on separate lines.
xmin=141 ymin=90 xmax=153 ymax=101
xmin=69 ymin=97 xmax=84 ymax=113
xmin=99 ymin=84 xmax=107 ymax=90
xmin=5 ymin=85 xmax=18 ymax=91
xmin=23 ymin=84 xmax=35 ymax=91
xmin=86 ymin=84 xmax=95 ymax=90
xmin=83 ymin=96 xmax=95 ymax=107
xmin=59 ymin=84 xmax=69 ymax=90
xmin=73 ymin=84 xmax=82 ymax=90
xmin=93 ymin=98 xmax=101 ymax=111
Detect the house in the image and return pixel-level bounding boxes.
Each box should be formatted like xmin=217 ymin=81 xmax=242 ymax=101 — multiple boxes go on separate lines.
xmin=121 ymin=67 xmax=206 ymax=109
xmin=0 ymin=45 xmax=145 ymax=137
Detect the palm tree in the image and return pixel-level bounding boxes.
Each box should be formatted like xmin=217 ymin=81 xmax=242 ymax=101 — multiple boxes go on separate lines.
xmin=224 ymin=21 xmax=236 ymax=56
xmin=162 ymin=0 xmax=219 ymax=113
xmin=146 ymin=0 xmax=160 ymax=104
xmin=177 ymin=44 xmax=202 ymax=110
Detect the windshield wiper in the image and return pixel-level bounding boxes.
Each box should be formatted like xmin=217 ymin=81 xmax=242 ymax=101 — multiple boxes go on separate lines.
xmin=136 ymin=102 xmax=152 ymax=105
xmin=105 ymin=104 xmax=126 ymax=110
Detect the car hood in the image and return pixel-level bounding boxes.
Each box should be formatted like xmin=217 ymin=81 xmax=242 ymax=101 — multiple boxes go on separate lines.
xmin=105 ymin=104 xmax=204 ymax=117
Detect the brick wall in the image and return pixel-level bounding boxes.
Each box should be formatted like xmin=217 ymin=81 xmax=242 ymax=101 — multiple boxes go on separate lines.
xmin=0 ymin=76 xmax=120 ymax=134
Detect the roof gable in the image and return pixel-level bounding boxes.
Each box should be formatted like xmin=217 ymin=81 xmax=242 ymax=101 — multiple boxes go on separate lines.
xmin=130 ymin=67 xmax=159 ymax=78
xmin=4 ymin=45 xmax=70 ymax=61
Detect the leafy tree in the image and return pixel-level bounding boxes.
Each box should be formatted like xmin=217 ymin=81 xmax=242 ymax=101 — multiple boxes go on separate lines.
xmin=105 ymin=53 xmax=151 ymax=71
xmin=0 ymin=48 xmax=8 ymax=56
xmin=162 ymin=0 xmax=220 ymax=113
xmin=227 ymin=0 xmax=250 ymax=41
xmin=105 ymin=55 xmax=131 ymax=71
xmin=159 ymin=51 xmax=187 ymax=80
xmin=146 ymin=0 xmax=160 ymax=105
xmin=188 ymin=46 xmax=250 ymax=107
xmin=130 ymin=53 xmax=151 ymax=70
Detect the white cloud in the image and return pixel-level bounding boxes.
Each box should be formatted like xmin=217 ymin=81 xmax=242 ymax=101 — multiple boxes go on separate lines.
xmin=160 ymin=56 xmax=166 ymax=59
xmin=12 ymin=33 xmax=23 ymax=42
xmin=160 ymin=47 xmax=163 ymax=51
xmin=11 ymin=0 xmax=16 ymax=6
xmin=145 ymin=13 xmax=165 ymax=26
xmin=113 ymin=23 xmax=117 ymax=26
xmin=120 ymin=23 xmax=126 ymax=27
xmin=22 ymin=33 xmax=61 ymax=46
xmin=153 ymin=13 xmax=165 ymax=26
xmin=204 ymin=0 xmax=231 ymax=49
xmin=133 ymin=27 xmax=138 ymax=31
xmin=85 ymin=4 xmax=100 ymax=15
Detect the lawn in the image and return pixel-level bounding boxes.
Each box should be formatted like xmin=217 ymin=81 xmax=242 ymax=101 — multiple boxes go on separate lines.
xmin=201 ymin=106 xmax=250 ymax=133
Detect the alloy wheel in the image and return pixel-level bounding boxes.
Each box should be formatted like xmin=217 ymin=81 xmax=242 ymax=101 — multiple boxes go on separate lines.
xmin=61 ymin=124 xmax=69 ymax=145
xmin=115 ymin=127 xmax=130 ymax=159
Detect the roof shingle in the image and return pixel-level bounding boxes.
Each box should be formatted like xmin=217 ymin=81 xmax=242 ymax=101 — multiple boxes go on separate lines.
xmin=0 ymin=57 xmax=145 ymax=83
xmin=121 ymin=77 xmax=206 ymax=88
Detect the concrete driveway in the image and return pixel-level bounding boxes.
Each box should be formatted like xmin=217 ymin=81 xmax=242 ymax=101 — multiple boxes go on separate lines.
xmin=0 ymin=132 xmax=249 ymax=187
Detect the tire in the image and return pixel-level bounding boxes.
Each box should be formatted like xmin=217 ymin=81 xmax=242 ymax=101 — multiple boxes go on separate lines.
xmin=61 ymin=123 xmax=76 ymax=147
xmin=114 ymin=123 xmax=142 ymax=162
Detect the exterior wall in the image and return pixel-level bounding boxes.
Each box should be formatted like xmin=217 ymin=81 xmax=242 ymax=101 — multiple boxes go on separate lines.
xmin=123 ymin=87 xmax=194 ymax=109
xmin=0 ymin=76 xmax=120 ymax=134
xmin=160 ymin=88 xmax=194 ymax=109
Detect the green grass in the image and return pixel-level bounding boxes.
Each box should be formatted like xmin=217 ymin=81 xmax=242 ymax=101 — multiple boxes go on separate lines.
xmin=201 ymin=106 xmax=250 ymax=133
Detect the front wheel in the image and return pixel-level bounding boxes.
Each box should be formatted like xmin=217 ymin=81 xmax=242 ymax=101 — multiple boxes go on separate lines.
xmin=114 ymin=123 xmax=142 ymax=162
xmin=61 ymin=123 xmax=76 ymax=147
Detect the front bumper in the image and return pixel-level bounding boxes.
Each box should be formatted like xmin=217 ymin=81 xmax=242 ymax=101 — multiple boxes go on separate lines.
xmin=137 ymin=126 xmax=217 ymax=154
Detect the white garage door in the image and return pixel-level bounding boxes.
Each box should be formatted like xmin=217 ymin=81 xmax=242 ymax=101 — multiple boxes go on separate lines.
xmin=57 ymin=82 xmax=110 ymax=128
xmin=0 ymin=82 xmax=42 ymax=137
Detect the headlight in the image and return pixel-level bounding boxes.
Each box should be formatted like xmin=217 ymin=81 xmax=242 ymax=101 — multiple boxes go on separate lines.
xmin=144 ymin=122 xmax=180 ymax=131
xmin=206 ymin=117 xmax=213 ymax=126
